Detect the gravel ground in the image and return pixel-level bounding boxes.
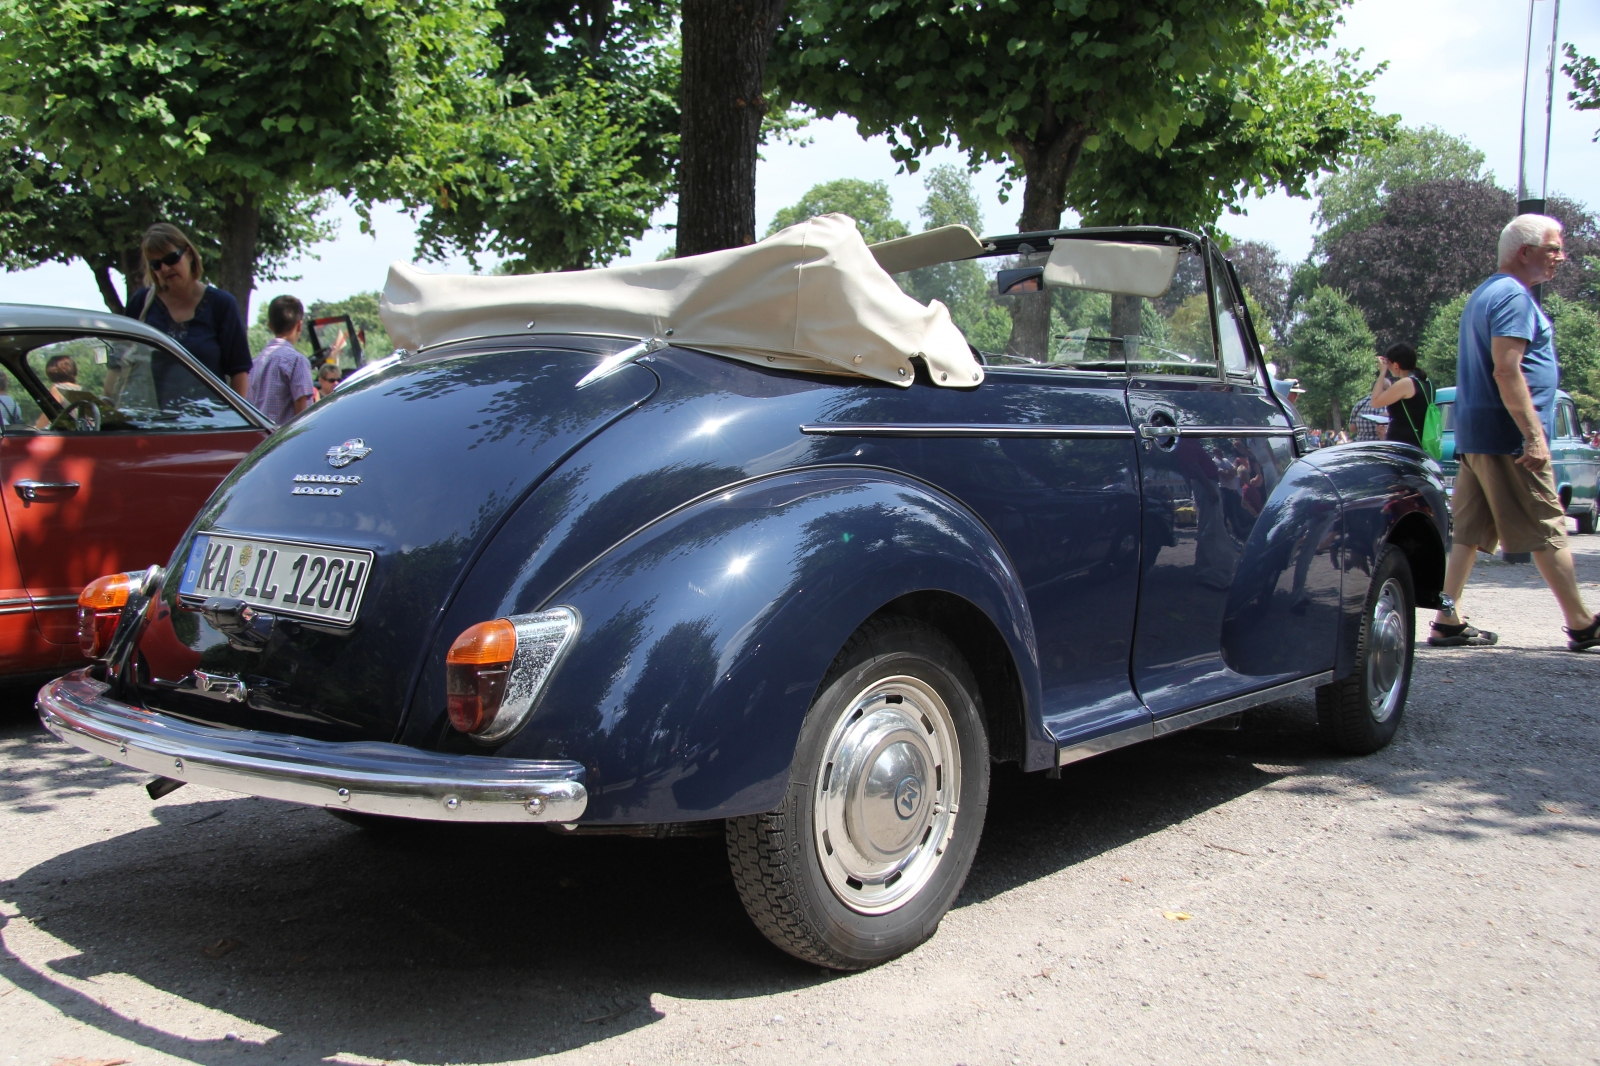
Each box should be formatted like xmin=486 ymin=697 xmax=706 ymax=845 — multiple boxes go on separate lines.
xmin=3 ymin=540 xmax=1598 ymax=1066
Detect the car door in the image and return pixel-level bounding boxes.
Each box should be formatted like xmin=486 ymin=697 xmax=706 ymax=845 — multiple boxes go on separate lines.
xmin=1124 ymin=245 xmax=1303 ymax=717
xmin=1552 ymin=398 xmax=1597 ymax=522
xmin=0 ymin=331 xmax=267 ymax=650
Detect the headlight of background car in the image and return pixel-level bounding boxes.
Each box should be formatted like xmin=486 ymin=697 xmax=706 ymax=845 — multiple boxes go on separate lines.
xmin=445 ymin=607 xmax=581 ymax=742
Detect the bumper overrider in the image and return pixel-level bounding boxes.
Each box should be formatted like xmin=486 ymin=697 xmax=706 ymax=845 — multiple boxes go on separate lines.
xmin=38 ymin=668 xmax=588 ymax=822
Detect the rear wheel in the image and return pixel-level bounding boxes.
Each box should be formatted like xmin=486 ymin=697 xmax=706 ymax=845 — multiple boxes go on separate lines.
xmin=726 ymin=616 xmax=990 ymax=970
xmin=1316 ymin=545 xmax=1414 ymax=754
xmin=1578 ymin=502 xmax=1597 ymax=535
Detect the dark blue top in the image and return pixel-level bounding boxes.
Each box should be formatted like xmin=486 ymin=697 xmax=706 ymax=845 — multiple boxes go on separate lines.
xmin=1454 ymin=273 xmax=1557 ymax=454
xmin=126 ymin=285 xmax=253 ymax=381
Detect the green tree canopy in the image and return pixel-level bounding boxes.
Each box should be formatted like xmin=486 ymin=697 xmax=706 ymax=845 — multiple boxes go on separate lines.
xmin=1313 ymin=125 xmax=1487 ymax=245
xmin=0 ymin=111 xmax=332 ymax=313
xmin=1565 ymin=43 xmax=1600 ymax=142
xmin=1289 ymin=285 xmax=1375 ymax=429
xmin=766 ymin=179 xmax=909 ymax=243
xmin=0 ymin=0 xmax=513 ymax=309
xmin=773 ymin=0 xmax=1386 ymax=237
xmin=1063 ymin=52 xmax=1390 ymax=234
xmin=416 ymin=1 xmax=683 ymax=272
xmin=1416 ymin=291 xmax=1470 ymax=389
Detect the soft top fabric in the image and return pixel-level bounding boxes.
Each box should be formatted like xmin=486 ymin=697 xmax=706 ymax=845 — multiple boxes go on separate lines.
xmin=379 ymin=213 xmax=983 ymax=388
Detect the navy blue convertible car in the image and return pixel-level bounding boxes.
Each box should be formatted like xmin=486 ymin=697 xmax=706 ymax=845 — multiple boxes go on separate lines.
xmin=40 ymin=216 xmax=1449 ymax=969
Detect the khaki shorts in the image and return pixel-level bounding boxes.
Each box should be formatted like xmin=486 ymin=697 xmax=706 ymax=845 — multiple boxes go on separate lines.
xmin=1453 ymin=452 xmax=1569 ymax=554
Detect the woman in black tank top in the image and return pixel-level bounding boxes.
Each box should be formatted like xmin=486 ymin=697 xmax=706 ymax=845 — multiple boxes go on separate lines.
xmin=1369 ymin=342 xmax=1430 ymax=448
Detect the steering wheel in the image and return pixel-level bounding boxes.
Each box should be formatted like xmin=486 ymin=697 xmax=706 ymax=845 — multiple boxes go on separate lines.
xmin=51 ymin=398 xmax=102 ymax=433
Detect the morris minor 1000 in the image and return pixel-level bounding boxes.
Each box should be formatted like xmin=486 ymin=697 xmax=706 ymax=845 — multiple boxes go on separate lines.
xmin=39 ymin=217 xmax=1449 ymax=969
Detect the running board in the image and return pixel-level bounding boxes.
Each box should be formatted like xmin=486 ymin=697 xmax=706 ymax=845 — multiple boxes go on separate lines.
xmin=1055 ymin=671 xmax=1334 ymax=768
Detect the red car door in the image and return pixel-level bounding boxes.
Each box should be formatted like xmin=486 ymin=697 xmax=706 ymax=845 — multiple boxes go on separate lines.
xmin=0 ymin=331 xmax=267 ymax=658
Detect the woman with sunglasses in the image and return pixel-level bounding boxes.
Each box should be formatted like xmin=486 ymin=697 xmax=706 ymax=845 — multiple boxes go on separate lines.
xmin=124 ymin=223 xmax=252 ymax=396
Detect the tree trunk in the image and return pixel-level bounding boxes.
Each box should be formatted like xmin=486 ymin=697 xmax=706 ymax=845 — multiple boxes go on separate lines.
xmin=676 ymin=0 xmax=787 ymax=257
xmin=1011 ymin=122 xmax=1088 ymax=233
xmin=91 ymin=262 xmax=125 ymax=315
xmin=119 ymin=245 xmax=146 ymax=309
xmin=1003 ymin=122 xmax=1089 ymax=359
xmin=213 ymin=189 xmax=261 ymax=319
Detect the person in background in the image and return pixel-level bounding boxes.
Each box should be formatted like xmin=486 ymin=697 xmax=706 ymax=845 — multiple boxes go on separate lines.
xmin=1369 ymin=343 xmax=1431 ymax=449
xmin=1430 ymin=213 xmax=1599 ymax=651
xmin=1348 ymin=395 xmax=1383 ymax=442
xmin=315 ymin=363 xmax=341 ymax=401
xmin=124 ymin=223 xmax=251 ymax=396
xmin=247 ymin=295 xmax=316 ymax=425
xmin=35 ymin=354 xmax=80 ymax=429
xmin=0 ymin=373 xmax=23 ymax=425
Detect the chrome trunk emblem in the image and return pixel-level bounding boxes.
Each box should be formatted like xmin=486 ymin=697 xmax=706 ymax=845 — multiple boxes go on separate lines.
xmin=326 ymin=438 xmax=372 ymax=468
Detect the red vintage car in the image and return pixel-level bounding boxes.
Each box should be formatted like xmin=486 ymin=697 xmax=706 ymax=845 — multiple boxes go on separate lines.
xmin=1 ymin=304 xmax=270 ymax=682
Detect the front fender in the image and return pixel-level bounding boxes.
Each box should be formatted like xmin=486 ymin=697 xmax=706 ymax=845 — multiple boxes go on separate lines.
xmin=494 ymin=467 xmax=1040 ymax=823
xmin=1301 ymin=443 xmax=1450 ymax=679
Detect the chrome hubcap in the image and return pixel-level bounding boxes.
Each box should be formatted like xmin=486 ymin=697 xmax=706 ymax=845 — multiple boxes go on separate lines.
xmin=1366 ymin=578 xmax=1408 ymax=723
xmin=814 ymin=675 xmax=960 ymax=915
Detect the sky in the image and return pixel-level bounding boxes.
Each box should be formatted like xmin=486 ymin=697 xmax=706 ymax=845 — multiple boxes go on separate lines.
xmin=3 ymin=0 xmax=1597 ymax=320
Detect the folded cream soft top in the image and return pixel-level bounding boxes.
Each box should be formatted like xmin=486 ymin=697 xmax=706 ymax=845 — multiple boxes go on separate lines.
xmin=379 ymin=213 xmax=982 ymax=388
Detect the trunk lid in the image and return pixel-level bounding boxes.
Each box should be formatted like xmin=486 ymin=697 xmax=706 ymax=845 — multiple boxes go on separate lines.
xmin=135 ymin=340 xmax=657 ymax=740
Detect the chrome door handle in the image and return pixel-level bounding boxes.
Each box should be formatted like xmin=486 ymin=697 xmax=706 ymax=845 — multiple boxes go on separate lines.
xmin=1138 ymin=424 xmax=1180 ymax=439
xmin=14 ymin=479 xmax=80 ymax=504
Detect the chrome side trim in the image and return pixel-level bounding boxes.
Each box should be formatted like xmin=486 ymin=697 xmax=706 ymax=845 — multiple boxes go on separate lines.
xmin=38 ymin=669 xmax=588 ymax=823
xmin=1151 ymin=671 xmax=1333 ymax=736
xmin=1138 ymin=425 xmax=1295 ymax=440
xmin=0 ymin=604 xmax=34 ymax=616
xmin=801 ymin=422 xmax=1136 ymax=438
xmin=31 ymin=595 xmax=81 ymax=612
xmin=1056 ymin=721 xmax=1154 ymax=767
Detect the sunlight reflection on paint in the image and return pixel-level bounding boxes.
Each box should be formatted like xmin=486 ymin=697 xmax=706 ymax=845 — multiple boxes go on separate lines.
xmin=726 ymin=554 xmax=751 ymax=577
xmin=692 ymin=415 xmax=736 ymax=438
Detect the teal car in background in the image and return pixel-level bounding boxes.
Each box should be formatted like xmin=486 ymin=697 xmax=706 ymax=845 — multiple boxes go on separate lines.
xmin=1436 ymin=386 xmax=1600 ymax=533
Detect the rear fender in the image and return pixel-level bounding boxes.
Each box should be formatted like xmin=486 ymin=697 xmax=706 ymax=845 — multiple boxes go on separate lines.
xmin=494 ymin=468 xmax=1040 ymax=823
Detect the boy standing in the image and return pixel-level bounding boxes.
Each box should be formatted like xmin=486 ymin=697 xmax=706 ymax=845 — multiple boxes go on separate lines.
xmin=248 ymin=296 xmax=316 ymax=425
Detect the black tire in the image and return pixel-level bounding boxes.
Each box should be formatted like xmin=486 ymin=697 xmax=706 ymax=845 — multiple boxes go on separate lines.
xmin=1577 ymin=504 xmax=1596 ymax=536
xmin=1316 ymin=545 xmax=1414 ymax=754
xmin=726 ymin=615 xmax=990 ymax=970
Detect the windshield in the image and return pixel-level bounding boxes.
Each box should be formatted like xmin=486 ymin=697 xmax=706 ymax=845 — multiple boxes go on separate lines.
xmin=892 ymin=243 xmax=1218 ymax=378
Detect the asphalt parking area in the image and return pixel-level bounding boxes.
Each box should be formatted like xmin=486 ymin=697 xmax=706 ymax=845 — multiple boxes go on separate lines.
xmin=3 ymin=541 xmax=1597 ymax=1066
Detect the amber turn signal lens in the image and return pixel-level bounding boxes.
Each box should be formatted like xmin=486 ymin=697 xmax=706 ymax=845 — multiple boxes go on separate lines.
xmin=78 ymin=573 xmax=134 ymax=611
xmin=447 ymin=619 xmax=517 ymax=665
xmin=77 ymin=573 xmax=136 ymax=659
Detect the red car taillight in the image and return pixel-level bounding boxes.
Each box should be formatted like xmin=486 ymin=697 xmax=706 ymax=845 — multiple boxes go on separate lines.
xmin=446 ymin=619 xmax=517 ymax=734
xmin=445 ymin=608 xmax=580 ymax=741
xmin=77 ymin=572 xmax=135 ymax=658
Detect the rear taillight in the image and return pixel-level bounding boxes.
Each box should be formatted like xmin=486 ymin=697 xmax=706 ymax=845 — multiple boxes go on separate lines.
xmin=445 ymin=607 xmax=580 ymax=742
xmin=77 ymin=572 xmax=135 ymax=658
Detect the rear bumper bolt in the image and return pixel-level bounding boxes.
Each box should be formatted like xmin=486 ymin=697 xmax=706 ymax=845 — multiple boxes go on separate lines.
xmin=174 ymin=758 xmax=183 ymax=773
xmin=525 ymin=796 xmax=545 ymax=816
xmin=337 ymin=788 xmax=351 ymax=803
xmin=443 ymin=795 xmax=460 ymax=811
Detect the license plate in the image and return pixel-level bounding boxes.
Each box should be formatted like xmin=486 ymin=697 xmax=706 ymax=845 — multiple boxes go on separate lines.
xmin=179 ymin=534 xmax=374 ymax=627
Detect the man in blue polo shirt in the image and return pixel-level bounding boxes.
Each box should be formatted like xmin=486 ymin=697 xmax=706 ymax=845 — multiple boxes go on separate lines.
xmin=1430 ymin=214 xmax=1600 ymax=651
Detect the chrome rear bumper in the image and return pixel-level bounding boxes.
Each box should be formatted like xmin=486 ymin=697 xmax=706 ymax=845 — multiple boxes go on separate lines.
xmin=37 ymin=669 xmax=587 ymax=822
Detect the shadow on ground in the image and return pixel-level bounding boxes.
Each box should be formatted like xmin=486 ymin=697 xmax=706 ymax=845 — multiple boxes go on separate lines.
xmin=4 ymin=641 xmax=1596 ymax=1064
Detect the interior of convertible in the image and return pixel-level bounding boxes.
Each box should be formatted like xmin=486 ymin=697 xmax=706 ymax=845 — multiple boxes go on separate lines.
xmin=879 ymin=227 xmax=1250 ymax=380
